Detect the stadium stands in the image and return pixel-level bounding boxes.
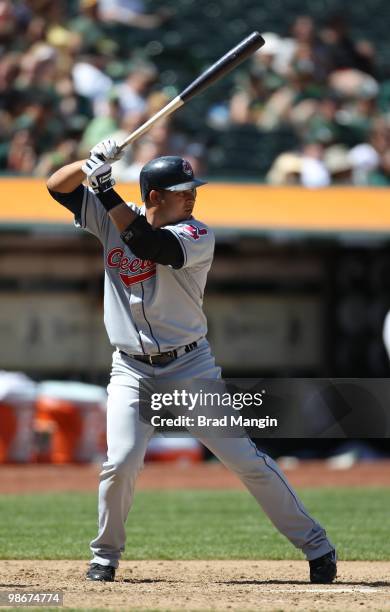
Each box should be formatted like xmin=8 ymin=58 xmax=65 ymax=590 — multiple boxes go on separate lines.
xmin=1 ymin=0 xmax=390 ymax=183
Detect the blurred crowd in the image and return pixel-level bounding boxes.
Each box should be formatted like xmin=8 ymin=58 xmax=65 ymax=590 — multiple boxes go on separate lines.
xmin=1 ymin=0 xmax=390 ymax=186
xmin=256 ymin=18 xmax=390 ymax=187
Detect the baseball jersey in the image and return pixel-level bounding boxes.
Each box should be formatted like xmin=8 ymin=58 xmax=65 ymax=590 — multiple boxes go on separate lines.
xmin=75 ymin=186 xmax=214 ymax=354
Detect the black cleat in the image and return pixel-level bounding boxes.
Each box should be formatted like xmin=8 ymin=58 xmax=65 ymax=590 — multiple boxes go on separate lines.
xmin=309 ymin=550 xmax=337 ymax=584
xmin=86 ymin=563 xmax=116 ymax=582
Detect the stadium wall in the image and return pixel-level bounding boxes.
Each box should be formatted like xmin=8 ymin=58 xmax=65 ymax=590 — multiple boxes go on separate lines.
xmin=1 ymin=180 xmax=390 ymax=380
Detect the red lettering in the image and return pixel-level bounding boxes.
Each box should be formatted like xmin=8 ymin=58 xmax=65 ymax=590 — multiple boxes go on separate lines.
xmin=107 ymin=247 xmax=124 ymax=267
xmin=120 ymin=257 xmax=130 ymax=271
xmin=107 ymin=248 xmax=157 ymax=287
xmin=129 ymin=258 xmax=141 ymax=272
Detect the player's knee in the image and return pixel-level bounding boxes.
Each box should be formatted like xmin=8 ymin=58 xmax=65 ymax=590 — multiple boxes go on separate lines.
xmin=105 ymin=446 xmax=146 ymax=479
xmin=222 ymin=448 xmax=273 ymax=481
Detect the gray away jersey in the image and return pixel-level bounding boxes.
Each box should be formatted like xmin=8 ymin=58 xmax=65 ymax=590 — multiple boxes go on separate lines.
xmin=75 ymin=186 xmax=215 ymax=354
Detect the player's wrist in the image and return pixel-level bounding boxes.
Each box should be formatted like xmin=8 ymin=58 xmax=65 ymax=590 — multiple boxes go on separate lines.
xmin=96 ymin=188 xmax=124 ymax=212
xmin=90 ymin=169 xmax=115 ymax=195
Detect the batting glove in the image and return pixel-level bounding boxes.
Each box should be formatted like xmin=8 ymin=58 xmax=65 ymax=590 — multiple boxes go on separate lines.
xmin=82 ymin=154 xmax=115 ymax=194
xmin=90 ymin=138 xmax=123 ymax=163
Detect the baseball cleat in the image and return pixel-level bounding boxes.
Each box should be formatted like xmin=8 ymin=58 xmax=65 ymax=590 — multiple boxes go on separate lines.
xmin=86 ymin=563 xmax=116 ymax=582
xmin=309 ymin=550 xmax=337 ymax=583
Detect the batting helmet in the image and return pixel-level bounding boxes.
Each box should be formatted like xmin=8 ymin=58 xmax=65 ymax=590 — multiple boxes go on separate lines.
xmin=139 ymin=156 xmax=207 ymax=201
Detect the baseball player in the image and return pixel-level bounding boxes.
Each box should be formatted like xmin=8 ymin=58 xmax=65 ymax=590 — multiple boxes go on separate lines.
xmin=46 ymin=138 xmax=337 ymax=584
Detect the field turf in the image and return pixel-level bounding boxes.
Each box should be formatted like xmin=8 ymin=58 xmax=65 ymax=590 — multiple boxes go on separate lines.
xmin=0 ymin=488 xmax=389 ymax=560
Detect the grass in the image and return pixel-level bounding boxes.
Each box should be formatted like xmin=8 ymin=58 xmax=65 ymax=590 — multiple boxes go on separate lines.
xmin=0 ymin=488 xmax=389 ymax=560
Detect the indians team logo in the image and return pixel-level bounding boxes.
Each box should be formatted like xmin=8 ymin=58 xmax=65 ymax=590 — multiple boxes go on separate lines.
xmin=182 ymin=159 xmax=193 ymax=176
xmin=182 ymin=224 xmax=208 ymax=240
xmin=107 ymin=248 xmax=156 ymax=287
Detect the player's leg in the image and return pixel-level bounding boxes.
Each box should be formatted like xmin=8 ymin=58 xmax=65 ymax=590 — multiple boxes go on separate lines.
xmin=159 ymin=341 xmax=335 ymax=578
xmin=89 ymin=352 xmax=155 ymax=571
xmin=198 ymin=434 xmax=336 ymax=573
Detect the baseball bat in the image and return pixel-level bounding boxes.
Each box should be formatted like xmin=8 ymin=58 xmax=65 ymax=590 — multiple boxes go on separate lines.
xmin=117 ymin=31 xmax=265 ymax=151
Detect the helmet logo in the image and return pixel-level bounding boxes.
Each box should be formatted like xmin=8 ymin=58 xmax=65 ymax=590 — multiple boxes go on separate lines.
xmin=182 ymin=159 xmax=193 ymax=176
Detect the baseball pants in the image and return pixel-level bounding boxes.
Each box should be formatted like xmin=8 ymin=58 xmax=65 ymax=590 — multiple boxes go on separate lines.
xmin=90 ymin=339 xmax=334 ymax=567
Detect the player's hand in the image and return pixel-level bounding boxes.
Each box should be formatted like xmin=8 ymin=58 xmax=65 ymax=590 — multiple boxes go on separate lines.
xmin=82 ymin=154 xmax=116 ymax=194
xmin=90 ymin=138 xmax=123 ymax=163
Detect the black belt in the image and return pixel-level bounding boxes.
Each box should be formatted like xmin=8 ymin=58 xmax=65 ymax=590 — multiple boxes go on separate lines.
xmin=120 ymin=341 xmax=198 ymax=366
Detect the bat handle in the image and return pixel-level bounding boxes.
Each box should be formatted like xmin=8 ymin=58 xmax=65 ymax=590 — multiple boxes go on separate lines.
xmin=117 ymin=96 xmax=184 ymax=152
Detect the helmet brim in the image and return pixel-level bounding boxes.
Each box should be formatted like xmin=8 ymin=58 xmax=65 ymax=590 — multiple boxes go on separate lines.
xmin=163 ymin=178 xmax=207 ymax=192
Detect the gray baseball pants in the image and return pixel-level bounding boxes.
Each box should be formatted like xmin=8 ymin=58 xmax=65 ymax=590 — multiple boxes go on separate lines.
xmin=90 ymin=339 xmax=334 ymax=567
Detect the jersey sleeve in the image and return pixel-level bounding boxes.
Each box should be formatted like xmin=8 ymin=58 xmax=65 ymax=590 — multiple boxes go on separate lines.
xmin=48 ymin=184 xmax=84 ymax=217
xmin=76 ymin=186 xmax=140 ymax=240
xmin=165 ymin=220 xmax=215 ymax=269
xmin=74 ymin=185 xmax=110 ymax=239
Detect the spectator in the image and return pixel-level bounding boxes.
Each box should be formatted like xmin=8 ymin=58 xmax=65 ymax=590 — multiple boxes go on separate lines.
xmin=79 ymin=94 xmax=122 ymax=155
xmin=368 ymin=150 xmax=390 ymax=186
xmin=323 ymin=145 xmax=353 ymax=185
xmin=98 ymin=0 xmax=170 ymax=29
xmin=15 ymin=42 xmax=58 ymax=91
xmin=0 ymin=0 xmax=18 ymax=51
xmin=34 ymin=138 xmax=80 ymax=177
xmin=348 ymin=142 xmax=380 ymax=185
xmin=347 ymin=116 xmax=390 ymax=184
xmin=72 ymin=56 xmax=113 ymax=116
xmin=112 ymin=117 xmax=188 ymax=181
xmin=114 ymin=136 xmax=160 ymax=181
xmin=300 ymin=143 xmax=330 ymax=188
xmin=266 ymin=143 xmax=330 ymax=188
xmin=115 ymin=61 xmax=157 ymax=116
xmin=319 ymin=14 xmax=377 ymax=76
xmin=288 ymin=15 xmax=329 ymax=82
xmin=266 ymin=152 xmax=302 ymax=185
xmin=300 ymin=96 xmax=342 ymax=146
xmin=69 ymin=0 xmax=107 ymax=55
xmin=7 ymin=129 xmax=36 ymax=174
xmin=229 ymin=68 xmax=281 ymax=127
xmin=0 ymin=52 xmax=21 ymax=95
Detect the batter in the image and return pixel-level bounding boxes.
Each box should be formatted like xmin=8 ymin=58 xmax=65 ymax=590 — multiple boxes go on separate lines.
xmin=46 ymin=139 xmax=337 ymax=584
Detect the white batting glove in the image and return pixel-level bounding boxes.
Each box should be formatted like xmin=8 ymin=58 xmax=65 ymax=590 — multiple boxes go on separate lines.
xmin=90 ymin=138 xmax=123 ymax=163
xmin=82 ymin=154 xmax=116 ymax=194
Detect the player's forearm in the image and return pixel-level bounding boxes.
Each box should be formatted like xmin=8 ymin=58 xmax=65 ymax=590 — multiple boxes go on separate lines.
xmin=46 ymin=160 xmax=87 ymax=193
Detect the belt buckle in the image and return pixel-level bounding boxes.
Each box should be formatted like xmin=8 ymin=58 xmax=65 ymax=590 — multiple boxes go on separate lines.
xmin=148 ymin=350 xmax=177 ymax=366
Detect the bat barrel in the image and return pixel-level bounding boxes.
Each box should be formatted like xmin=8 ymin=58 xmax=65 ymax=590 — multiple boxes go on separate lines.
xmin=118 ymin=31 xmax=265 ymax=152
xmin=180 ymin=31 xmax=265 ymax=103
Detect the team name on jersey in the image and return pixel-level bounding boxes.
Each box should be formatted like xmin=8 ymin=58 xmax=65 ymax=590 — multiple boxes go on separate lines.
xmin=107 ymin=247 xmax=156 ymax=287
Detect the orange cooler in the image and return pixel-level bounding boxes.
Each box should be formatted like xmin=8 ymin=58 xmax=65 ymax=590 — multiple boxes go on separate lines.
xmin=0 ymin=372 xmax=37 ymax=463
xmin=36 ymin=382 xmax=107 ymax=463
xmin=0 ymin=403 xmax=18 ymax=462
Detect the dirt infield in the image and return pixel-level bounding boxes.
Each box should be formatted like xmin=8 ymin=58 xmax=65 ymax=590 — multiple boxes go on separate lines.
xmin=1 ymin=462 xmax=389 ymax=611
xmin=1 ymin=460 xmax=390 ymax=494
xmin=1 ymin=560 xmax=390 ymax=611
